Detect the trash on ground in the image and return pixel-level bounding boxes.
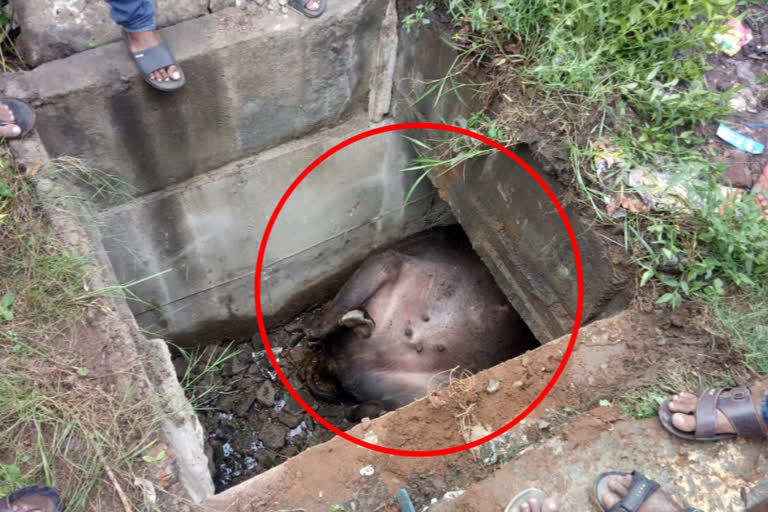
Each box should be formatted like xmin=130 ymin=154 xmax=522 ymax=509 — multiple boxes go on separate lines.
xmin=729 ymin=85 xmax=757 ymax=113
xmin=592 ymin=138 xmax=623 ymax=178
xmin=716 ymin=123 xmax=764 ymax=154
xmin=712 ymin=19 xmax=753 ymax=56
xmin=397 ymin=488 xmax=416 ymax=512
xmin=359 ymin=464 xmax=375 ymax=477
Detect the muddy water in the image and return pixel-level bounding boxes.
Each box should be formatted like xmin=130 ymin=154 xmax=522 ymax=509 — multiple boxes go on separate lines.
xmin=173 ymin=317 xmax=355 ymax=493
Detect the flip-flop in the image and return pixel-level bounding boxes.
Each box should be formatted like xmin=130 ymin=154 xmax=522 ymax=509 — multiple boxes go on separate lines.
xmin=504 ymin=488 xmax=549 ymax=512
xmin=591 ymin=470 xmax=703 ymax=512
xmin=287 ymin=0 xmax=326 ymax=18
xmin=0 ymin=98 xmax=36 ymax=139
xmin=0 ymin=485 xmax=63 ymax=512
xmin=123 ymin=32 xmax=185 ymax=92
xmin=658 ymin=387 xmax=766 ymax=442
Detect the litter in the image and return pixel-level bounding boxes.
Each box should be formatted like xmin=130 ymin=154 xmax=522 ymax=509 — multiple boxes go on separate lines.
xmin=712 ymin=19 xmax=753 ymax=56
xmin=592 ymin=138 xmax=623 ymax=178
xmin=716 ymin=123 xmax=764 ymax=154
xmin=396 ymin=488 xmax=416 ymax=512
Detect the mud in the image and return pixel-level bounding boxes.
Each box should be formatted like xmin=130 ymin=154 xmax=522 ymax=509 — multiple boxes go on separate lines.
xmin=173 ymin=316 xmax=356 ymax=493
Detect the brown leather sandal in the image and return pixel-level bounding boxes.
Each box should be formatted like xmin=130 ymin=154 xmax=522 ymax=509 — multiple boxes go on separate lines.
xmin=658 ymin=386 xmax=766 ymax=441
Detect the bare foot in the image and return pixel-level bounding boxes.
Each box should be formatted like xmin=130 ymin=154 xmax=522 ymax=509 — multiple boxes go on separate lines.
xmin=754 ymin=163 xmax=768 ymax=217
xmin=306 ymin=0 xmax=321 ymax=10
xmin=508 ymin=497 xmax=558 ymax=512
xmin=668 ymin=389 xmax=767 ymax=435
xmin=0 ymin=102 xmax=21 ymax=138
xmin=125 ymin=30 xmax=181 ymax=83
xmin=601 ymin=474 xmax=682 ymax=512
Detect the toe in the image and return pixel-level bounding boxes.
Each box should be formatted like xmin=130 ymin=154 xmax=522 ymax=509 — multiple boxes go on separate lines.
xmin=168 ymin=64 xmax=181 ymax=81
xmin=520 ymin=503 xmax=530 ymax=512
xmin=600 ymin=490 xmax=622 ymax=509
xmin=542 ymin=498 xmax=558 ymax=512
xmin=509 ymin=507 xmax=520 ymax=512
xmin=668 ymin=392 xmax=697 ymax=413
xmin=157 ymin=68 xmax=170 ymax=82
xmin=671 ymin=411 xmax=696 ymax=432
xmin=0 ymin=124 xmax=22 ymax=138
xmin=608 ymin=475 xmax=631 ymax=496
xmin=528 ymin=498 xmax=541 ymax=512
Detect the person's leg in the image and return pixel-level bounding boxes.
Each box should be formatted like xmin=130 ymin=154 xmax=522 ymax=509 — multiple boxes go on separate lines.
xmin=105 ymin=0 xmax=181 ymax=84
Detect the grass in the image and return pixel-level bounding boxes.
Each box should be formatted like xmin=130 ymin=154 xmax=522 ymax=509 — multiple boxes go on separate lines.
xmin=405 ymin=0 xmax=768 ymax=373
xmin=0 ymin=153 xmax=165 ymax=510
xmin=0 ymin=0 xmax=24 ymax=72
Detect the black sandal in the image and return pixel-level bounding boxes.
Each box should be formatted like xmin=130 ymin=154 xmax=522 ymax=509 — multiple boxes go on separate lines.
xmin=592 ymin=470 xmax=703 ymax=512
xmin=287 ymin=0 xmax=326 ymax=18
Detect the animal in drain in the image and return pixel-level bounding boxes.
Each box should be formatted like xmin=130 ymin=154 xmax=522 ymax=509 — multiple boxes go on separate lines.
xmin=302 ymin=225 xmax=538 ymax=421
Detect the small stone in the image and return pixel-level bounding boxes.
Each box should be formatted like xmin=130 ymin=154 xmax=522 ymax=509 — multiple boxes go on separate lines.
xmin=599 ymin=363 xmax=608 ymax=370
xmin=277 ymin=0 xmax=287 ymax=5
xmin=260 ymin=422 xmax=287 ymax=450
xmin=215 ymin=393 xmax=238 ymax=411
xmin=670 ymin=314 xmax=685 ymax=328
xmin=278 ymin=411 xmax=302 ymax=428
xmin=485 ymin=379 xmax=501 ymax=394
xmin=538 ymin=420 xmax=551 ymax=430
xmin=722 ymin=152 xmax=752 ymax=188
xmin=256 ymin=381 xmax=276 ymax=407
xmin=513 ymin=380 xmax=524 ymax=388
xmin=361 ymin=417 xmax=372 ymax=430
xmin=656 ymin=337 xmax=668 ymax=347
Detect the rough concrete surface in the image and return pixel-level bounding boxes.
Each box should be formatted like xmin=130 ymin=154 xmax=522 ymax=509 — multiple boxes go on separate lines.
xmin=97 ymin=116 xmax=452 ymax=343
xmin=11 ymin=0 xmax=231 ymax=67
xmin=436 ymin=419 xmax=765 ymax=511
xmin=11 ymin=134 xmax=215 ymax=504
xmin=0 ymin=0 xmax=388 ymax=201
xmin=431 ymin=149 xmax=631 ymax=343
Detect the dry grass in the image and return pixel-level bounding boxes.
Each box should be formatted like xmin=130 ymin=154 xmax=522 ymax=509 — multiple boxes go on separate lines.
xmin=0 ymin=151 xmax=163 ymax=510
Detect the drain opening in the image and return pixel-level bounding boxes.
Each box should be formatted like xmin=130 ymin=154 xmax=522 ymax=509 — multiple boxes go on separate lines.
xmin=170 ymin=224 xmax=539 ymax=493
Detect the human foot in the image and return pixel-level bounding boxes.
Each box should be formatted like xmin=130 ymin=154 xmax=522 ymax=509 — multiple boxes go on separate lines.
xmin=508 ymin=497 xmax=558 ymax=512
xmin=288 ymin=0 xmax=326 ymax=18
xmin=0 ymin=102 xmax=21 ymax=138
xmin=505 ymin=489 xmax=558 ymax=512
xmin=666 ymin=387 xmax=767 ymax=439
xmin=125 ymin=30 xmax=181 ymax=83
xmin=598 ymin=473 xmax=683 ymax=512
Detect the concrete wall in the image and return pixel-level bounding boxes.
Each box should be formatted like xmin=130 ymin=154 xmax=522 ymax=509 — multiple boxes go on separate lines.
xmin=1 ymin=0 xmax=387 ymax=204
xmin=100 ymin=116 xmax=452 ymax=343
xmin=390 ymin=28 xmax=632 ymax=342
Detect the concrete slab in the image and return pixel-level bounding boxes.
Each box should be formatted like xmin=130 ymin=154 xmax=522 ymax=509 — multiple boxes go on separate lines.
xmin=96 ymin=116 xmax=452 ymax=343
xmin=390 ymin=26 xmax=632 ymax=343
xmin=430 ymin=149 xmax=632 ymax=343
xmin=0 ymin=0 xmax=388 ymax=202
xmin=436 ymin=417 xmax=765 ymax=511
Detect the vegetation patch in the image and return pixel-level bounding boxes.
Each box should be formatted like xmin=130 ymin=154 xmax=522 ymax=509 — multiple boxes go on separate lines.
xmin=405 ymin=0 xmax=768 ymax=372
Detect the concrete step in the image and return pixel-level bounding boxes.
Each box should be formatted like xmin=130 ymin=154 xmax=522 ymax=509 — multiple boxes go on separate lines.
xmin=195 ymin=307 xmax=746 ymax=511
xmin=1 ymin=0 xmax=389 ymax=202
